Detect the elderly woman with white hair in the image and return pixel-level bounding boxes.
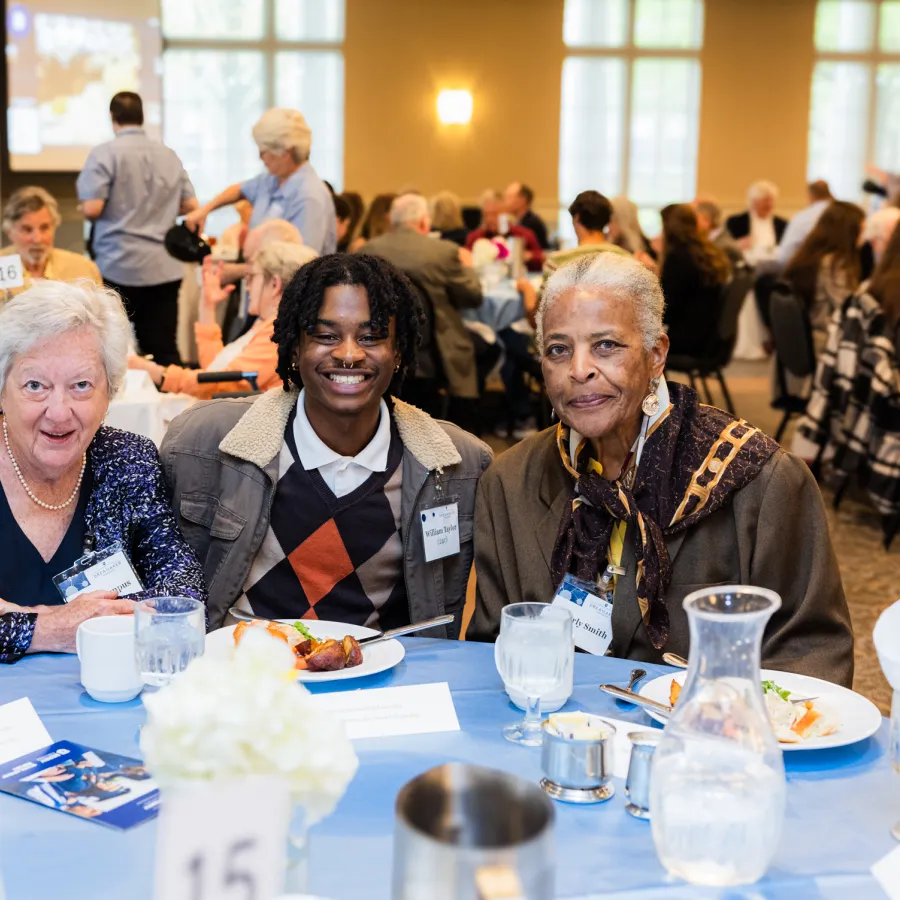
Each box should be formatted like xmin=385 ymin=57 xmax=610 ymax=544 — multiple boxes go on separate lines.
xmin=185 ymin=108 xmax=336 ymax=255
xmin=0 ymin=281 xmax=207 ymax=663
xmin=469 ymin=252 xmax=854 ymax=686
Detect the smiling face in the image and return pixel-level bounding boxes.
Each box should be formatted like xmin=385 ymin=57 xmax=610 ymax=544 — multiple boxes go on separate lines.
xmin=296 ymin=284 xmax=399 ymax=422
xmin=0 ymin=327 xmax=109 ymax=482
xmin=8 ymin=206 xmax=56 ymax=270
xmin=541 ymin=286 xmax=668 ymax=443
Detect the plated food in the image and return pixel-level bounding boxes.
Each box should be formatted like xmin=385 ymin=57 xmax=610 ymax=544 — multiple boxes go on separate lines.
xmin=668 ymin=677 xmax=839 ymax=744
xmin=233 ymin=620 xmax=363 ymax=671
xmin=206 ymin=618 xmax=407 ymax=683
xmin=639 ymin=668 xmax=882 ymax=751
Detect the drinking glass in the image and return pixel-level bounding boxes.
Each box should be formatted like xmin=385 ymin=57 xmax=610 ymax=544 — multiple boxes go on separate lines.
xmin=873 ymin=600 xmax=900 ymax=840
xmin=135 ymin=596 xmax=205 ymax=688
xmin=494 ymin=603 xmax=573 ymax=746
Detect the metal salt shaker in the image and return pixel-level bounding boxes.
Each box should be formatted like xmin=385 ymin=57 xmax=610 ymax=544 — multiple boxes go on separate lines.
xmin=624 ymin=730 xmax=661 ymax=819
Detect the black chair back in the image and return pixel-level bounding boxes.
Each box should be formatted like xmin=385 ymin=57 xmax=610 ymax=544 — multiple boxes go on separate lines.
xmin=769 ymin=282 xmax=816 ymax=380
xmin=402 ymin=272 xmax=442 ymax=383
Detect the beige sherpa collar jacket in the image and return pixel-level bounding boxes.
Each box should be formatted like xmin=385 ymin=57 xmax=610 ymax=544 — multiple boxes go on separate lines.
xmin=160 ymin=388 xmax=493 ymax=634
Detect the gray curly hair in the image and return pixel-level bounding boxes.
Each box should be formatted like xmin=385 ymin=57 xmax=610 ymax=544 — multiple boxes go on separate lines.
xmin=536 ymin=252 xmax=665 ymax=353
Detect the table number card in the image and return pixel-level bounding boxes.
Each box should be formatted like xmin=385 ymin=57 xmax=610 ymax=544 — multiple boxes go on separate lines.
xmin=153 ymin=776 xmax=291 ymax=900
xmin=0 ymin=255 xmax=24 ymax=292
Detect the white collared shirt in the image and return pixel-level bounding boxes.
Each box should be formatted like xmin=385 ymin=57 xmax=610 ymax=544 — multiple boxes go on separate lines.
xmin=292 ymin=389 xmax=392 ymax=498
xmin=749 ymin=212 xmax=777 ymax=251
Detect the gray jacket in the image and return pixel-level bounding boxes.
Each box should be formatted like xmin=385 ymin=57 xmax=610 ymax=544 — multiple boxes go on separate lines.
xmin=160 ymin=388 xmax=493 ymax=635
xmin=363 ymin=228 xmax=483 ymax=398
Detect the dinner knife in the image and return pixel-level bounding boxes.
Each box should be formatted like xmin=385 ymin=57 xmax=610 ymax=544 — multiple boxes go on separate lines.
xmin=226 ymin=607 xmax=454 ymax=646
xmin=358 ymin=614 xmax=455 ymax=646
xmin=599 ymin=684 xmax=673 ymax=717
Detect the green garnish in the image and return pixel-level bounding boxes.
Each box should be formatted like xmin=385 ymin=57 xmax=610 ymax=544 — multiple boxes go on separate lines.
xmin=292 ymin=621 xmax=313 ymax=640
xmin=762 ymin=680 xmax=791 ymax=701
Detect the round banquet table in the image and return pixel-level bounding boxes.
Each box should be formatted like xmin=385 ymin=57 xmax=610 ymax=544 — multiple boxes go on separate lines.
xmin=0 ymin=640 xmax=897 ymax=900
xmin=465 ymin=278 xmax=526 ymax=332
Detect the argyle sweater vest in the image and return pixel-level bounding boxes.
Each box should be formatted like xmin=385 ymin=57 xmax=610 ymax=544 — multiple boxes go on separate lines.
xmin=239 ymin=412 xmax=409 ymax=630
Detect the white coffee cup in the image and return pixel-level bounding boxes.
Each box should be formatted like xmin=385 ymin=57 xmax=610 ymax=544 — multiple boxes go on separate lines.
xmin=76 ymin=615 xmax=142 ymax=703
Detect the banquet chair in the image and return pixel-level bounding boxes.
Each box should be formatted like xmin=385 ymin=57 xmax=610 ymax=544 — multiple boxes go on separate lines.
xmin=769 ymin=283 xmax=815 ymax=444
xmin=665 ymin=266 xmax=754 ymax=415
xmin=198 ymin=370 xmax=261 ymax=400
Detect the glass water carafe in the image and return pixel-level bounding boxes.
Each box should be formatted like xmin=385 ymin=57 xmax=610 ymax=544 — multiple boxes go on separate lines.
xmin=650 ymin=586 xmax=786 ymax=887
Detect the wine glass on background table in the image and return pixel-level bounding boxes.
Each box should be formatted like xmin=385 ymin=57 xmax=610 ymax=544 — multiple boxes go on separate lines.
xmin=135 ymin=596 xmax=205 ymax=688
xmin=495 ymin=603 xmax=573 ymax=747
xmin=874 ymin=600 xmax=900 ymax=840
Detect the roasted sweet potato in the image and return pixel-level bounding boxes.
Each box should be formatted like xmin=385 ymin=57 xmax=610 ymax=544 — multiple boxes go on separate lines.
xmin=343 ymin=635 xmax=363 ymax=667
xmin=306 ymin=639 xmax=347 ymax=672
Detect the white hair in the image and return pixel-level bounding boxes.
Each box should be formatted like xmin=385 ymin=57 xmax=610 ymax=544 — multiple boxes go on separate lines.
xmin=748 ymin=180 xmax=779 ymax=205
xmin=0 ymin=279 xmax=132 ymax=398
xmin=254 ymin=240 xmax=318 ymax=284
xmin=610 ymin=195 xmax=645 ymax=254
xmin=390 ymin=194 xmax=429 ymax=229
xmin=480 ymin=189 xmax=503 ymax=207
xmin=863 ymin=206 xmax=900 ymax=245
xmin=536 ymin=252 xmax=665 ymax=353
xmin=252 ymin=108 xmax=312 ymax=164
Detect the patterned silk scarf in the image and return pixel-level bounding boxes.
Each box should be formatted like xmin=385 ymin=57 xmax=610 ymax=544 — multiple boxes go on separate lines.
xmin=550 ymin=382 xmax=779 ymax=649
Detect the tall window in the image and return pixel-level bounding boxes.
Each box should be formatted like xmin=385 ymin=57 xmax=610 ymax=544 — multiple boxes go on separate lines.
xmin=161 ymin=0 xmax=345 ymax=234
xmin=559 ymin=0 xmax=704 ymax=240
xmin=808 ymin=0 xmax=900 ymax=200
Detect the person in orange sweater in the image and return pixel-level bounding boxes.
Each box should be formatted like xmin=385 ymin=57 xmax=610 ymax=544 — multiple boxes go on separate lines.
xmin=128 ymin=240 xmax=317 ymax=398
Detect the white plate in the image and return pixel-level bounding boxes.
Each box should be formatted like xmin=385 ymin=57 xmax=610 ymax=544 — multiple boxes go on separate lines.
xmin=205 ymin=619 xmax=405 ymax=683
xmin=639 ymin=668 xmax=883 ymax=751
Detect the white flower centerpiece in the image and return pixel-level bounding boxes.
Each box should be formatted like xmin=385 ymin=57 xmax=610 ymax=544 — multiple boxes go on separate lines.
xmin=140 ymin=629 xmax=358 ymax=890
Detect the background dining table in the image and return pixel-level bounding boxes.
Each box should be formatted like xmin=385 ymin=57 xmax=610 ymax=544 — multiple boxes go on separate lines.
xmin=0 ymin=638 xmax=897 ymax=899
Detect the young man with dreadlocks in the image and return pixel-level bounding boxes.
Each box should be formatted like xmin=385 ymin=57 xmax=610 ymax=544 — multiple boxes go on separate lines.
xmin=161 ymin=253 xmax=493 ymax=634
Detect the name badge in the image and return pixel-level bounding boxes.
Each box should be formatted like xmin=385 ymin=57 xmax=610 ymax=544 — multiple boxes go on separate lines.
xmin=551 ymin=574 xmax=613 ymax=656
xmin=421 ymin=503 xmax=460 ymax=562
xmin=52 ymin=541 xmax=143 ymax=603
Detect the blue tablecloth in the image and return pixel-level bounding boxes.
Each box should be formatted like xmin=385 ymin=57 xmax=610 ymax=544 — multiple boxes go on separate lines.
xmin=0 ymin=640 xmax=897 ymax=900
xmin=465 ymin=279 xmax=525 ymax=332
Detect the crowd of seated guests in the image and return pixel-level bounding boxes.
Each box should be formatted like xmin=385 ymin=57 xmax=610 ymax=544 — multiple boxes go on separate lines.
xmin=5 ymin=91 xmax=900 ymax=684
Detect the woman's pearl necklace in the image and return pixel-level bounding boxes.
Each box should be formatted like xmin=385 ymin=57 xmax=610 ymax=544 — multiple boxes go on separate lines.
xmin=3 ymin=419 xmax=86 ymax=511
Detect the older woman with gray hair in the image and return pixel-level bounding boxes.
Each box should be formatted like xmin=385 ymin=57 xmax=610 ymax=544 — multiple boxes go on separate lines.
xmin=0 ymin=280 xmax=207 ymax=663
xmin=185 ymin=107 xmax=336 ymax=255
xmin=469 ymin=252 xmax=854 ymax=686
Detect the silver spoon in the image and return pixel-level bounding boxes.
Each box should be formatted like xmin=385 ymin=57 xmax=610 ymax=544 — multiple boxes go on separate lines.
xmin=615 ymin=668 xmax=647 ymax=707
xmin=663 ymin=652 xmax=689 ymax=668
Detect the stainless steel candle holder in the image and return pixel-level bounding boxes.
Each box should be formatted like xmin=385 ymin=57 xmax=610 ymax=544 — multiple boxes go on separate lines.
xmin=624 ymin=730 xmax=661 ymax=819
xmin=539 ymin=718 xmax=615 ymax=804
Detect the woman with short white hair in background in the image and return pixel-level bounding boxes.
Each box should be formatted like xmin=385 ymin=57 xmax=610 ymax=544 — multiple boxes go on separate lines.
xmin=184 ymin=108 xmax=337 ymax=255
xmin=0 ymin=280 xmax=207 ymax=663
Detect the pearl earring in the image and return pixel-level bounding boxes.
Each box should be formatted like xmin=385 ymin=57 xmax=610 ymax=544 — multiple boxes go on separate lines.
xmin=642 ymin=379 xmax=661 ymax=417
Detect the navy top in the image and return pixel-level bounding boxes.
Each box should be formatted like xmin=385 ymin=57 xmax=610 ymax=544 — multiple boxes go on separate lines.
xmin=0 ymin=426 xmax=208 ymax=664
xmin=0 ymin=467 xmax=93 ymax=607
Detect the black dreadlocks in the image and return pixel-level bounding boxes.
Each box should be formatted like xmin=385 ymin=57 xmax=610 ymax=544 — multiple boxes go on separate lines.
xmin=273 ymin=252 xmax=425 ymax=392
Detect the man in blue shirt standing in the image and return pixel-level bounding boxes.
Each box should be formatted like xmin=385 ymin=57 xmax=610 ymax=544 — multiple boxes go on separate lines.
xmin=77 ymin=92 xmax=198 ymax=366
xmin=184 ymin=107 xmax=337 ymax=257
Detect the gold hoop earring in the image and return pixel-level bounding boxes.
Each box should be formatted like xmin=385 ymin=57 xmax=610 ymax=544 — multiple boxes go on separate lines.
xmin=642 ymin=378 xmax=661 ymax=417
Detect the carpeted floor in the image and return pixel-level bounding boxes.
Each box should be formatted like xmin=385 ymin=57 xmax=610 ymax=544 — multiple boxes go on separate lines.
xmin=470 ymin=359 xmax=900 ymax=714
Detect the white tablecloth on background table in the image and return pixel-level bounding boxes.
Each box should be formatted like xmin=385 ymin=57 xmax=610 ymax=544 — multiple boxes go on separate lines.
xmin=105 ymin=370 xmax=195 ymax=446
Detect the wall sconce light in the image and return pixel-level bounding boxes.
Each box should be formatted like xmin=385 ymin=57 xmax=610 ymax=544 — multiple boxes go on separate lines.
xmin=437 ymin=90 xmax=473 ymax=125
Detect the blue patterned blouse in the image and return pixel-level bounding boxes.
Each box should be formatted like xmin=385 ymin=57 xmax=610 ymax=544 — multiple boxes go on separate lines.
xmin=0 ymin=427 xmax=209 ymax=663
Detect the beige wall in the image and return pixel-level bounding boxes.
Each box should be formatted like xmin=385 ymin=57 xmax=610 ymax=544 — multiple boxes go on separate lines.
xmin=344 ymin=0 xmax=564 ymax=213
xmin=344 ymin=0 xmax=820 ymax=220
xmin=698 ymin=0 xmax=817 ymax=214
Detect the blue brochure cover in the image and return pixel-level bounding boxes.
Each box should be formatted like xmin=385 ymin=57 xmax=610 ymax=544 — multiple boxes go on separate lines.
xmin=0 ymin=740 xmax=159 ymax=830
